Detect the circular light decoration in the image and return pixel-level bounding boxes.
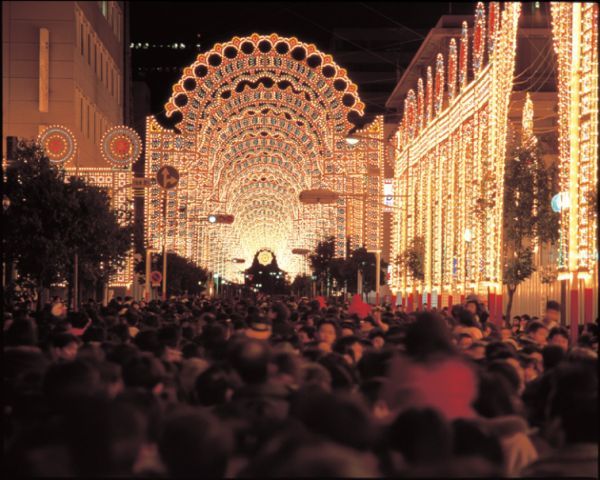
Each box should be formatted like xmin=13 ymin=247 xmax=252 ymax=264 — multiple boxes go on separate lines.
xmin=101 ymin=126 xmax=142 ymax=168
xmin=257 ymin=250 xmax=274 ymax=266
xmin=37 ymin=125 xmax=77 ymax=165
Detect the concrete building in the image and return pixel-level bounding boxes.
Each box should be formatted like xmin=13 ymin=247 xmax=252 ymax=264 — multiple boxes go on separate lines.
xmin=2 ymin=1 xmax=127 ymax=168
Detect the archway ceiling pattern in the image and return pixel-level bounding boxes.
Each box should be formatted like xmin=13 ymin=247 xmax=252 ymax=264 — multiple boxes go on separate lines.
xmin=145 ymin=34 xmax=385 ymax=280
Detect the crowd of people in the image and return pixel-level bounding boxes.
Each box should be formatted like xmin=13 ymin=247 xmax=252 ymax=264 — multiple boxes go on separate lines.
xmin=3 ymin=291 xmax=598 ymax=477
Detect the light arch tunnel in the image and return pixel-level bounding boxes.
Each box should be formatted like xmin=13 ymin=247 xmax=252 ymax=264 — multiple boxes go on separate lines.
xmin=144 ymin=33 xmax=385 ymax=282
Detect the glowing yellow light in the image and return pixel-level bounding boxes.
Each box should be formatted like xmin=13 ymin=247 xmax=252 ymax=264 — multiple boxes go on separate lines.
xmin=257 ymin=250 xmax=274 ymax=266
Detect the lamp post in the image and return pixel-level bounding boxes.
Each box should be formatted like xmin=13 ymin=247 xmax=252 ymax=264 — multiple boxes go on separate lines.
xmin=367 ymin=249 xmax=382 ymax=305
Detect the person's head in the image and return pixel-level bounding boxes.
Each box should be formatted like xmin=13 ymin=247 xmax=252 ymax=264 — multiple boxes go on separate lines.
xmin=548 ymin=326 xmax=569 ymax=352
xmin=465 ymin=300 xmax=478 ymax=315
xmin=369 ymin=328 xmax=385 ymax=350
xmin=269 ymin=301 xmax=290 ymax=323
xmin=245 ymin=315 xmax=272 ymax=341
xmin=527 ymin=321 xmax=549 ymax=346
xmin=5 ymin=318 xmax=38 ymax=347
xmin=61 ymin=396 xmax=146 ymax=476
xmin=297 ymin=325 xmax=315 ymax=345
xmin=332 ymin=335 xmax=363 ymax=365
xmin=43 ymin=360 xmax=102 ymax=411
xmin=50 ymin=333 xmax=80 ymax=362
xmin=122 ymin=353 xmax=166 ymax=393
xmin=387 ymin=407 xmax=452 ymax=465
xmin=548 ymin=362 xmax=598 ymax=445
xmin=499 ymin=326 xmax=513 ymax=342
xmin=193 ymin=365 xmax=236 ymax=406
xmin=545 ymin=300 xmax=561 ymax=325
xmin=340 ymin=321 xmax=355 ymax=338
xmin=359 ymin=316 xmax=376 ymax=334
xmin=158 ymin=407 xmax=232 ymax=478
xmin=229 ymin=338 xmax=270 ymax=384
xmin=457 ymin=333 xmax=473 ymax=350
xmin=465 ymin=341 xmax=486 ymax=361
xmin=290 ymin=389 xmax=373 ymax=451
xmin=404 ymin=312 xmax=455 ymax=360
xmin=317 ymin=319 xmax=338 ymax=347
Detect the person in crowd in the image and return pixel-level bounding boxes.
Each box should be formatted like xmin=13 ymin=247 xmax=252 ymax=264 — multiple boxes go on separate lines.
xmin=547 ymin=326 xmax=569 ymax=352
xmin=3 ymin=290 xmax=597 ymax=478
xmin=542 ymin=301 xmax=561 ymax=331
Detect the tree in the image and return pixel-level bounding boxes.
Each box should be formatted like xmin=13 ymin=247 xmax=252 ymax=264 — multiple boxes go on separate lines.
xmin=64 ymin=176 xmax=134 ymax=303
xmin=291 ymin=274 xmax=313 ymax=297
xmin=309 ymin=236 xmax=335 ymax=295
xmin=135 ymin=252 xmax=208 ymax=296
xmin=3 ymin=141 xmax=133 ymax=308
xmin=502 ymin=129 xmax=559 ymax=321
xmin=4 ymin=142 xmax=75 ymax=303
xmin=396 ymin=236 xmax=425 ymax=283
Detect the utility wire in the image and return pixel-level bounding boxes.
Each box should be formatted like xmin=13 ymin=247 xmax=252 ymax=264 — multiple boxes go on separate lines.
xmin=358 ymin=2 xmax=426 ymax=39
xmin=279 ymin=6 xmax=398 ymax=67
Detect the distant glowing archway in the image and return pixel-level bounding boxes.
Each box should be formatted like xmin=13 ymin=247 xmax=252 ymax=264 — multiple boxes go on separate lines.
xmin=145 ymin=34 xmax=384 ymax=281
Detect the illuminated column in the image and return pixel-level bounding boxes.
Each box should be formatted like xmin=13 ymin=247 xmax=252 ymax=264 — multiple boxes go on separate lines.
xmin=552 ymin=3 xmax=598 ymax=328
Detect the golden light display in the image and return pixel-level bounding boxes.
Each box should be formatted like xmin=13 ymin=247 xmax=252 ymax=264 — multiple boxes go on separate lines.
xmin=551 ymin=2 xmax=598 ymax=280
xmin=37 ymin=124 xmax=135 ymax=288
xmin=390 ymin=2 xmax=521 ymax=305
xmin=257 ymin=250 xmax=274 ymax=266
xmin=144 ymin=34 xmax=384 ymax=281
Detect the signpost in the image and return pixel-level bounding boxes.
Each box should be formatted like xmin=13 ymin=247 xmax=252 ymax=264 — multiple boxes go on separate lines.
xmin=156 ymin=165 xmax=180 ymax=190
xmin=150 ymin=270 xmax=162 ymax=287
xmin=156 ymin=165 xmax=179 ymax=300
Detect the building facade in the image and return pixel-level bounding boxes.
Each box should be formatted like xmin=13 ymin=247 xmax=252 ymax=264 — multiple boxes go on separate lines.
xmin=3 ymin=1 xmax=136 ymax=292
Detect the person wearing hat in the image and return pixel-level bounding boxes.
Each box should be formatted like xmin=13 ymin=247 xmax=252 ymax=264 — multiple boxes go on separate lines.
xmin=245 ymin=316 xmax=272 ymax=341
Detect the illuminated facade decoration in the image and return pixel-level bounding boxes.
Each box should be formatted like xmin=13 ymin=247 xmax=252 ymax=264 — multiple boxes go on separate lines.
xmin=473 ymin=2 xmax=486 ymax=76
xmin=144 ymin=34 xmax=383 ymax=280
xmin=38 ymin=123 xmax=136 ymax=289
xmin=100 ymin=126 xmax=142 ymax=169
xmin=390 ymin=2 xmax=521 ymax=300
xmin=447 ymin=39 xmax=458 ymax=102
xmin=551 ymin=2 xmax=598 ymax=279
xmin=459 ymin=21 xmax=469 ymax=91
xmin=37 ymin=125 xmax=77 ymax=165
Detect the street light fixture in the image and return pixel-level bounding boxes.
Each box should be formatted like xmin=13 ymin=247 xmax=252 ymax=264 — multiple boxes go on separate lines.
xmin=2 ymin=195 xmax=10 ymax=212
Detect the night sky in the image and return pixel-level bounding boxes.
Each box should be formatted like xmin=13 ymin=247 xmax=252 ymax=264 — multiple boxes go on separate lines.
xmin=129 ymin=2 xmax=474 ymax=116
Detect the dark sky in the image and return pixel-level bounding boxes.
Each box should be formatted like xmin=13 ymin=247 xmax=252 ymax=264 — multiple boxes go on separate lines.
xmin=129 ymin=2 xmax=475 ymax=115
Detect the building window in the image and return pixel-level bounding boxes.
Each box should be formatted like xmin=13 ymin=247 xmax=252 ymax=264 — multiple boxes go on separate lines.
xmin=94 ymin=42 xmax=97 ymax=73
xmin=80 ymin=23 xmax=84 ymax=55
xmin=87 ymin=104 xmax=90 ymax=138
xmin=79 ymin=96 xmax=83 ymax=131
xmin=100 ymin=52 xmax=103 ymax=81
xmin=87 ymin=33 xmax=91 ymax=65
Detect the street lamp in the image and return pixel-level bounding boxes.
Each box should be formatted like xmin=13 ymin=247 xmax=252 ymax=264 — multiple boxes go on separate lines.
xmin=2 ymin=195 xmax=10 ymax=212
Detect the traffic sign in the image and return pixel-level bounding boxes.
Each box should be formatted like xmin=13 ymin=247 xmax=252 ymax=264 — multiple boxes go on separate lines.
xmin=156 ymin=165 xmax=180 ymax=190
xmin=150 ymin=270 xmax=162 ymax=286
xmin=132 ymin=177 xmax=155 ymax=188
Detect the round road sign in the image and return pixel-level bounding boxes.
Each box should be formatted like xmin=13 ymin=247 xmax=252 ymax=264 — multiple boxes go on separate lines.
xmin=156 ymin=165 xmax=180 ymax=190
xmin=150 ymin=271 xmax=163 ymax=284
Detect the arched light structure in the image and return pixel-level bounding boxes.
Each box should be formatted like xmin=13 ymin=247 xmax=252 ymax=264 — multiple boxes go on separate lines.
xmin=144 ymin=34 xmax=384 ymax=280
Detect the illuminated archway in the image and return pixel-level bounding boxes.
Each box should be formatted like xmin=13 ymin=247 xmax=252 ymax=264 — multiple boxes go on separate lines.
xmin=145 ymin=34 xmax=384 ymax=281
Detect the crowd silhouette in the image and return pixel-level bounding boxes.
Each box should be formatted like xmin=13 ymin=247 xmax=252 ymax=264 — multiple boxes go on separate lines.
xmin=3 ymin=292 xmax=598 ymax=477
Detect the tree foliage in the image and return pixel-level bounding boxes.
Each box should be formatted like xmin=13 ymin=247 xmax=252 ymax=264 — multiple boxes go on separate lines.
xmin=396 ymin=236 xmax=425 ymax=282
xmin=502 ymin=133 xmax=559 ymax=320
xmin=135 ymin=252 xmax=208 ymax=296
xmin=3 ymin=141 xmax=133 ymax=304
xmin=308 ymin=237 xmax=387 ymax=295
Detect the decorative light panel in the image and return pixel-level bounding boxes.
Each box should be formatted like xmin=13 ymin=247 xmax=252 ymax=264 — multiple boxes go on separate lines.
xmin=144 ymin=34 xmax=384 ymax=280
xmin=389 ymin=2 xmax=521 ymax=297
